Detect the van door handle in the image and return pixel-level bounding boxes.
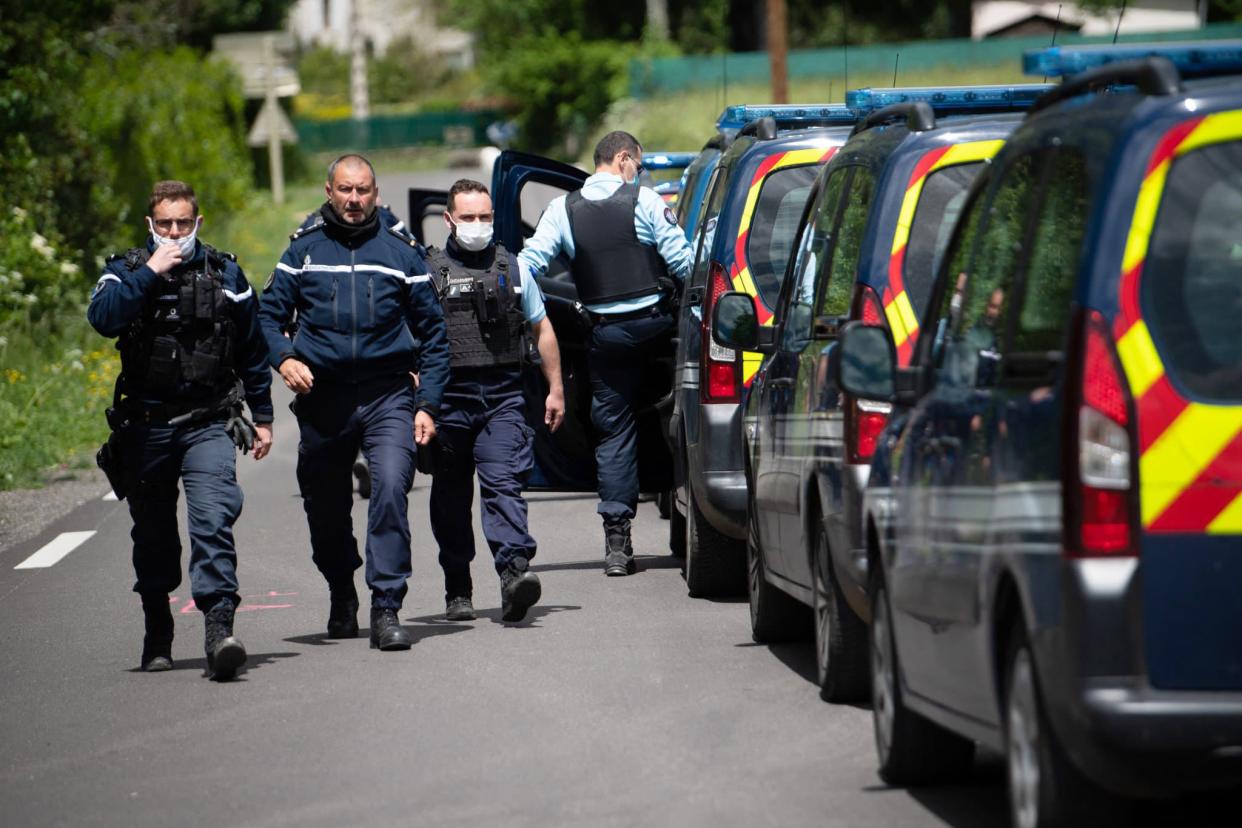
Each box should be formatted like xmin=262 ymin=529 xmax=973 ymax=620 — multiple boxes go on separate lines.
xmin=686 ymin=287 xmax=704 ymax=306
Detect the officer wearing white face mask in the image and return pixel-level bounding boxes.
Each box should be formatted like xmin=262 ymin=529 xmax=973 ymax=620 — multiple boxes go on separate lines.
xmin=422 ymin=179 xmax=565 ymax=623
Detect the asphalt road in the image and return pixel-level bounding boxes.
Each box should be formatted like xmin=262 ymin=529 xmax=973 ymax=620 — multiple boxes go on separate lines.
xmin=2 ymin=168 xmax=1234 ymax=826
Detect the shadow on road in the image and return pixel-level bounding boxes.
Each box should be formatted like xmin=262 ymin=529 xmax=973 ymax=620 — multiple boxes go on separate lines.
xmin=528 ymin=555 xmax=679 ymax=573
xmin=127 ymin=651 xmax=301 ymax=680
xmin=403 ymin=604 xmax=582 ymax=630
xmin=523 ymin=492 xmax=598 ymax=502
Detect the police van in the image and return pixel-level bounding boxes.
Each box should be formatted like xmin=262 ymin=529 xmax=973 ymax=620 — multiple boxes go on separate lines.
xmin=833 ymin=41 xmax=1242 ymax=826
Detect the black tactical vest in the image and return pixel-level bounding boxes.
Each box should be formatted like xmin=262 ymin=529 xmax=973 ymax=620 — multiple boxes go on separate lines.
xmin=425 ymin=243 xmax=526 ymax=370
xmin=565 ymin=182 xmax=667 ymax=305
xmin=115 ymin=245 xmax=238 ymax=397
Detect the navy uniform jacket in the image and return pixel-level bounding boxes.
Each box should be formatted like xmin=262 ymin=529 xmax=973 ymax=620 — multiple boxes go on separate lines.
xmin=258 ymin=220 xmax=450 ymax=415
xmin=87 ymin=239 xmax=275 ymax=423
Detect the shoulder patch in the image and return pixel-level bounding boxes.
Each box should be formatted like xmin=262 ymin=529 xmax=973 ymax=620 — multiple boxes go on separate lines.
xmin=664 ymin=207 xmax=678 ymax=226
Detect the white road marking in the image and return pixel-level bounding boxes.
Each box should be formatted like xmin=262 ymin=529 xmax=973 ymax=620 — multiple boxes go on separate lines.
xmin=15 ymin=531 xmax=96 ymax=569
xmin=103 ymin=490 xmax=118 ymax=501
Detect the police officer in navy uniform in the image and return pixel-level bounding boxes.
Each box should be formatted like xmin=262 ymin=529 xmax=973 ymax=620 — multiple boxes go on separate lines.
xmin=291 ymin=202 xmax=417 ymax=500
xmin=259 ymin=154 xmax=450 ymax=652
xmin=518 ymin=131 xmax=693 ymax=576
xmin=424 ymin=179 xmax=565 ymax=623
xmin=88 ymin=179 xmax=274 ymax=681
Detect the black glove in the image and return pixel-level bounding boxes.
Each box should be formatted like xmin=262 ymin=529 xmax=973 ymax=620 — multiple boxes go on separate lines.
xmin=225 ymin=412 xmax=257 ymax=454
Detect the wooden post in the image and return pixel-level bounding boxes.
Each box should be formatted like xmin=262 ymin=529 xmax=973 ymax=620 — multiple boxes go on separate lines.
xmin=767 ymin=0 xmax=788 ymax=104
xmin=263 ymin=35 xmax=285 ymax=206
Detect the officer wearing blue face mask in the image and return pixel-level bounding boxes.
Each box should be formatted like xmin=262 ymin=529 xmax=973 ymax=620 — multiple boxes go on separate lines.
xmin=423 ymin=179 xmax=565 ymax=623
xmin=517 ymin=131 xmax=693 ymax=576
xmin=89 ymin=179 xmax=274 ymax=681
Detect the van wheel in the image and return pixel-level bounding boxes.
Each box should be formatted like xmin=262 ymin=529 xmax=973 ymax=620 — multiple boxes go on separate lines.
xmin=813 ymin=521 xmax=869 ymax=703
xmin=668 ymin=490 xmax=686 ymax=557
xmin=684 ymin=484 xmax=745 ymax=597
xmin=1005 ymin=627 xmax=1127 ymax=828
xmin=871 ymin=572 xmax=974 ymax=786
xmin=747 ymin=491 xmax=804 ymax=642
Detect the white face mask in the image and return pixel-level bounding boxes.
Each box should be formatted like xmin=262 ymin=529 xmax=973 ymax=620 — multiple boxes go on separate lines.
xmin=452 ymin=218 xmax=493 ymax=252
xmin=148 ymin=217 xmax=200 ymax=258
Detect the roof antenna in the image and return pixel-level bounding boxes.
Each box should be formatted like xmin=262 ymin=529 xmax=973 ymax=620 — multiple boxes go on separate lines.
xmin=1043 ymin=4 xmax=1063 ymax=83
xmin=892 ymin=52 xmax=900 ymax=86
xmin=1113 ymin=0 xmax=1127 ymax=44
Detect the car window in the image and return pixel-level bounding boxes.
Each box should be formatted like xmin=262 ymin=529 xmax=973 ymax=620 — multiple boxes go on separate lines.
xmin=904 ymin=162 xmax=984 ymax=319
xmin=690 ymin=165 xmax=727 ymax=287
xmin=822 ymin=167 xmax=875 ymax=315
xmin=782 ymin=167 xmax=849 ymax=350
xmin=1012 ymin=149 xmax=1089 ymax=354
xmin=935 ymin=152 xmax=1041 ymax=390
xmin=746 ymin=164 xmax=820 ymax=309
xmin=1143 ymin=138 xmax=1242 ymax=402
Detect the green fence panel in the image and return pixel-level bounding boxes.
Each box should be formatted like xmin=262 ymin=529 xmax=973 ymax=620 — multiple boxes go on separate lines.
xmin=629 ymin=23 xmax=1242 ymax=98
xmin=295 ymin=110 xmax=503 ymax=152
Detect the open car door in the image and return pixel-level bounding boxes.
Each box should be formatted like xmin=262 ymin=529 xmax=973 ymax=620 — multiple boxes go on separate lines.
xmin=406 ymin=188 xmax=449 ymax=249
xmin=491 ymin=150 xmax=676 ymax=494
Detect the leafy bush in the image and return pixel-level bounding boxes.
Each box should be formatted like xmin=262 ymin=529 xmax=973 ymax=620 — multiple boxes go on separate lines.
xmin=487 ymin=32 xmax=626 ymax=156
xmin=0 ymin=207 xmax=90 ymax=336
xmin=78 ymin=47 xmax=254 ymax=231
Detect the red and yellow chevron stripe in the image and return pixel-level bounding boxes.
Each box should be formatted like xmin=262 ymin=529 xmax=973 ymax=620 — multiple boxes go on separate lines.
xmin=886 ymin=140 xmax=1004 ymax=365
xmin=1113 ymin=109 xmax=1242 ymax=534
xmin=729 ymin=147 xmax=838 ymax=385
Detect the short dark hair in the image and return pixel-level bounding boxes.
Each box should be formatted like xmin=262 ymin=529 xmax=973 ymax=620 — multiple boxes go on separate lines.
xmin=593 ymin=131 xmax=641 ymax=167
xmin=327 ymin=153 xmax=376 ymax=185
xmin=148 ymin=180 xmax=198 ymax=216
xmin=447 ymin=178 xmax=490 ymax=214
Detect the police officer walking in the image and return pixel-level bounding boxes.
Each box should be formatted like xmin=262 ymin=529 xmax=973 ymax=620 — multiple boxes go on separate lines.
xmin=88 ymin=180 xmax=273 ymax=681
xmin=259 ymin=154 xmax=450 ymax=652
xmin=424 ymin=179 xmax=565 ymax=623
xmin=518 ymin=131 xmax=692 ymax=576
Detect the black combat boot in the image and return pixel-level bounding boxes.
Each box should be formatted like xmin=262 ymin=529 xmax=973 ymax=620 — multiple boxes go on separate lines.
xmin=203 ymin=598 xmax=247 ymax=681
xmin=140 ymin=593 xmax=174 ymax=672
xmin=603 ymin=520 xmax=636 ymax=577
xmin=369 ymin=607 xmax=411 ymax=651
xmin=499 ymin=557 xmax=541 ymax=623
xmin=445 ymin=595 xmax=476 ymax=621
xmin=327 ymin=582 xmax=360 ymax=639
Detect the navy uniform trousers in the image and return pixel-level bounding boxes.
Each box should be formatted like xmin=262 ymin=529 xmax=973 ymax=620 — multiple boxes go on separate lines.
xmin=588 ymin=308 xmax=676 ymax=525
xmin=123 ymin=417 xmax=242 ymax=613
xmin=429 ymin=367 xmax=535 ymax=601
xmin=294 ymin=378 xmax=416 ymax=610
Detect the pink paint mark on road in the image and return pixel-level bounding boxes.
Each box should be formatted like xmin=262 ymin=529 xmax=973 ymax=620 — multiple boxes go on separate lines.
xmin=173 ymin=591 xmax=299 ymax=614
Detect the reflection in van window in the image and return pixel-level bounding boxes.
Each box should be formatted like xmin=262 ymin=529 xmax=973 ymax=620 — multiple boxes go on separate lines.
xmin=905 ymin=162 xmax=983 ymax=318
xmin=1144 ymin=140 xmax=1242 ymax=403
xmin=746 ymin=165 xmax=820 ymax=309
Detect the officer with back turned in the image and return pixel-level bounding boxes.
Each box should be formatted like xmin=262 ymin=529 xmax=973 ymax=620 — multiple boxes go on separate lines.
xmin=89 ymin=179 xmax=273 ymax=681
xmin=424 ymin=179 xmax=565 ymax=623
xmin=517 ymin=131 xmax=693 ymax=576
xmin=259 ymin=153 xmax=450 ymax=652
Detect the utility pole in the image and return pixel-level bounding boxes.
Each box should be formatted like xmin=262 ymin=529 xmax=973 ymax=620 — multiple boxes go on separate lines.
xmin=646 ymin=0 xmax=670 ymax=41
xmin=350 ymin=0 xmax=370 ymax=146
xmin=263 ymin=34 xmax=285 ymax=205
xmin=767 ymin=0 xmax=788 ymax=104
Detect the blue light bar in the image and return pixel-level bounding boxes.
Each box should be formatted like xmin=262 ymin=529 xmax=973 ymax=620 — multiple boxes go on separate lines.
xmin=1023 ymin=40 xmax=1242 ymax=79
xmin=641 ymin=152 xmax=698 ymax=171
xmin=716 ymin=103 xmax=856 ymax=133
xmin=846 ymin=85 xmax=1054 ymax=115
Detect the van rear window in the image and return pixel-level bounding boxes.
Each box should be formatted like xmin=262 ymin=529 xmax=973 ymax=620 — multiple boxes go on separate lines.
xmin=904 ymin=162 xmax=983 ymax=317
xmin=746 ymin=165 xmax=819 ymax=309
xmin=1143 ymin=140 xmax=1242 ymax=403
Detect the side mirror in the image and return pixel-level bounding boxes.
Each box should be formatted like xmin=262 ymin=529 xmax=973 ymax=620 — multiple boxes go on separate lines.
xmin=837 ymin=322 xmax=896 ymax=402
xmin=712 ymin=291 xmax=760 ymax=351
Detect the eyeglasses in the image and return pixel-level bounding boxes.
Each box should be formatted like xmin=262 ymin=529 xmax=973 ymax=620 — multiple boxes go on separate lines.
xmin=152 ymin=218 xmax=197 ymax=232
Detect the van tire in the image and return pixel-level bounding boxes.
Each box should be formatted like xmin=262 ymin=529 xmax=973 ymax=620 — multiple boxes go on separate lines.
xmin=747 ymin=492 xmax=805 ymax=642
xmin=684 ymin=484 xmax=745 ymax=597
xmin=813 ymin=520 xmax=869 ymax=703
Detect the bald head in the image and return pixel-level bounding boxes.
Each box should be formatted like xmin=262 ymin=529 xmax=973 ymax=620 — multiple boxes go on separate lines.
xmin=325 ymin=154 xmax=378 ymax=224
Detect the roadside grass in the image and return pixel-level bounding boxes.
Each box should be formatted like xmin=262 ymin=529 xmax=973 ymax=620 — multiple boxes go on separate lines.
xmin=0 ymin=319 xmax=118 ymax=490
xmin=589 ymin=60 xmax=1032 ymax=157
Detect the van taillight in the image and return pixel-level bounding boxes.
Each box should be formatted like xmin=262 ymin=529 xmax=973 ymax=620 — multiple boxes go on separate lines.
xmin=1070 ymin=311 xmax=1136 ymax=557
xmin=845 ymin=284 xmax=891 ymax=463
xmin=701 ymin=260 xmax=740 ymax=404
